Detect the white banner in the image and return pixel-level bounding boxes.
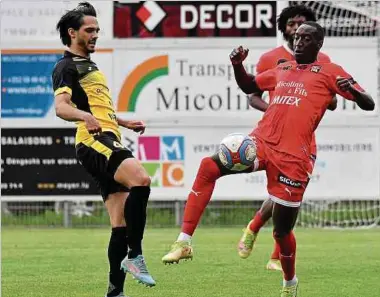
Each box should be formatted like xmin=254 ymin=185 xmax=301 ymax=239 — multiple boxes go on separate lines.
xmin=113 ymin=43 xmax=378 ymax=121
xmin=120 ymin=126 xmax=380 ymax=200
xmin=0 ymin=1 xmax=113 ymax=43
xmin=321 ymin=38 xmax=378 ymax=117
xmin=113 ymin=48 xmax=261 ymax=119
xmin=307 ymin=126 xmax=380 ymax=199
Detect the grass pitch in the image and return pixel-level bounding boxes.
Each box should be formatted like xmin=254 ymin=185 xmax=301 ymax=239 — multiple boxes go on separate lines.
xmin=2 ymin=227 xmax=380 ymax=297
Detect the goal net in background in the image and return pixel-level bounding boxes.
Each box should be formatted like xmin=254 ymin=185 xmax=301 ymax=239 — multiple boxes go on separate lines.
xmin=287 ymin=1 xmax=380 ymax=228
xmin=291 ymin=0 xmax=379 ymax=36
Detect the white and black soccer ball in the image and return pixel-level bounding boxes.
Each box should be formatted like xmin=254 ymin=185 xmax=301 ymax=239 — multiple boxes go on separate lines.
xmin=218 ymin=133 xmax=257 ymax=171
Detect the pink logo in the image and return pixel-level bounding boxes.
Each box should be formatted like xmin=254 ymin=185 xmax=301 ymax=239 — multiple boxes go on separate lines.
xmin=138 ymin=136 xmax=160 ymax=160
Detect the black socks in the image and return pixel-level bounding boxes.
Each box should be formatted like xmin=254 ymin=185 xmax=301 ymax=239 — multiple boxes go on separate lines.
xmin=124 ymin=186 xmax=150 ymax=259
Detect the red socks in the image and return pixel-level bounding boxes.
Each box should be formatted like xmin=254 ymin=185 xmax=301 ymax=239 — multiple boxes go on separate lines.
xmin=250 ymin=211 xmax=280 ymax=260
xmin=249 ymin=211 xmax=266 ymax=233
xmin=181 ymin=157 xmax=221 ymax=236
xmin=274 ymin=231 xmax=296 ymax=281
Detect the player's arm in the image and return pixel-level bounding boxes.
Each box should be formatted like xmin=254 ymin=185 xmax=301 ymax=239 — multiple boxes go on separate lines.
xmin=232 ymin=63 xmax=260 ymax=94
xmin=248 ymin=92 xmax=269 ymax=112
xmin=230 ymin=46 xmax=276 ymax=94
xmin=52 ymin=63 xmax=101 ymax=133
xmin=335 ymin=74 xmax=375 ymax=111
xmin=117 ymin=117 xmax=146 ymax=135
xmin=54 ymin=93 xmax=101 ymax=134
xmin=327 ymin=96 xmax=337 ymax=111
xmin=55 ymin=93 xmax=92 ymax=121
xmin=248 ymin=55 xmax=269 ymax=112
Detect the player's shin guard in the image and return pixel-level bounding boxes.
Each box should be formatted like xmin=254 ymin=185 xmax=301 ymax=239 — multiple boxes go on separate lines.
xmin=124 ymin=186 xmax=150 ymax=259
xmin=181 ymin=157 xmax=221 ymax=235
xmin=273 ymin=230 xmax=296 ymax=281
xmin=107 ymin=227 xmax=128 ymax=297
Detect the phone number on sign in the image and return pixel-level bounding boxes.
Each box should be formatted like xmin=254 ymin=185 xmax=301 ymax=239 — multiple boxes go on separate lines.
xmin=1 ymin=183 xmax=24 ymax=189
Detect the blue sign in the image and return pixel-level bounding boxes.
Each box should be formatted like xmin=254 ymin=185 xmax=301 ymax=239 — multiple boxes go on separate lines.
xmin=1 ymin=53 xmax=62 ymax=118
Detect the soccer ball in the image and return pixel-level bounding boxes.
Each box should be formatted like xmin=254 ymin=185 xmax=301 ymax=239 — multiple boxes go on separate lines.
xmin=218 ymin=133 xmax=257 ymax=171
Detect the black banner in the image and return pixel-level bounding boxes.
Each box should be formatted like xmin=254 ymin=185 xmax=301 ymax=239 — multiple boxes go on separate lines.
xmin=114 ymin=1 xmax=276 ymax=38
xmin=1 ymin=128 xmax=98 ymax=196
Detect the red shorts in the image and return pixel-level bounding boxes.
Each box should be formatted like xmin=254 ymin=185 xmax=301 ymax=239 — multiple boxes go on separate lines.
xmin=251 ymin=136 xmax=314 ymax=208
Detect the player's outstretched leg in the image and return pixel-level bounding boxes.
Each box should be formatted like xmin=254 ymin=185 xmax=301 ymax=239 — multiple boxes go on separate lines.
xmin=272 ymin=202 xmax=299 ymax=297
xmin=121 ymin=187 xmax=156 ymax=287
xmin=238 ymin=198 xmax=273 ymax=259
xmin=113 ymin=158 xmax=156 ymax=287
xmin=102 ymin=192 xmax=131 ymax=297
xmin=162 ymin=156 xmax=222 ymax=264
xmin=106 ymin=226 xmax=128 ymax=296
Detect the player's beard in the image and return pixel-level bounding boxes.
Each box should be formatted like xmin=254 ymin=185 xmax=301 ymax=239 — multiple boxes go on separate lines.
xmin=78 ymin=38 xmax=94 ymax=54
xmin=87 ymin=40 xmax=96 ymax=53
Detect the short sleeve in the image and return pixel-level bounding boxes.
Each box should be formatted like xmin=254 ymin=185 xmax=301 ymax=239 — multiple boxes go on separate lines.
xmin=328 ymin=65 xmax=364 ymax=101
xmin=255 ymin=67 xmax=278 ymax=91
xmin=52 ymin=60 xmax=77 ymax=96
xmin=317 ymin=52 xmax=331 ymax=63
xmin=256 ymin=55 xmax=268 ymax=74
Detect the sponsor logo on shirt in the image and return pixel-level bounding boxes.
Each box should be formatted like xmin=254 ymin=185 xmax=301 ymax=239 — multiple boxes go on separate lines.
xmin=271 ymin=95 xmax=301 ymax=106
xmin=278 ymin=174 xmax=302 ymax=188
xmin=310 ymin=65 xmax=322 ymax=73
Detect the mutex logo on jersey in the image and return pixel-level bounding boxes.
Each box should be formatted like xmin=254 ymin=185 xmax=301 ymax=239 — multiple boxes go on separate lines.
xmin=271 ymin=96 xmax=301 ymax=106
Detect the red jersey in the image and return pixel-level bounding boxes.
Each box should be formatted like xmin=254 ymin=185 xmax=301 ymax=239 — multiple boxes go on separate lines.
xmin=254 ymin=61 xmax=363 ymax=178
xmin=255 ymin=45 xmax=331 ymax=156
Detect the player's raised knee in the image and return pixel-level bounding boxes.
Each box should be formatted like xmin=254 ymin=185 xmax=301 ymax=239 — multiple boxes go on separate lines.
xmin=137 ymin=173 xmax=151 ymax=187
xmin=199 ymin=156 xmax=221 ymax=180
xmin=125 ymin=169 xmax=151 ymax=187
xmin=114 ymin=158 xmax=151 ymax=188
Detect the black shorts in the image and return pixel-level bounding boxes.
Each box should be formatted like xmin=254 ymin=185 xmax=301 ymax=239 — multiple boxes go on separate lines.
xmin=76 ymin=132 xmax=134 ymax=201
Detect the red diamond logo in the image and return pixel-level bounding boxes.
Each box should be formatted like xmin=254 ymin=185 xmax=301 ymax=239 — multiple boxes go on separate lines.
xmin=136 ymin=6 xmax=151 ymax=23
xmin=136 ymin=1 xmax=166 ymax=31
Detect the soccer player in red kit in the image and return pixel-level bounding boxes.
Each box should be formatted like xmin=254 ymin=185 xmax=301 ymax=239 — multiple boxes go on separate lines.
xmin=230 ymin=22 xmax=374 ymax=296
xmin=161 ymin=5 xmax=336 ymax=269
xmin=239 ymin=5 xmax=337 ymax=271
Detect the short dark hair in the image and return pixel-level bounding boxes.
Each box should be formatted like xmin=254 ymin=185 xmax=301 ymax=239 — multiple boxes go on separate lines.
xmin=303 ymin=21 xmax=325 ymax=42
xmin=56 ymin=2 xmax=97 ymax=46
xmin=277 ymin=4 xmax=316 ymax=34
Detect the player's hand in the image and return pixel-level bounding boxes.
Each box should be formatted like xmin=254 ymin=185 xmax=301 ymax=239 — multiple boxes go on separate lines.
xmin=83 ymin=113 xmax=102 ymax=134
xmin=230 ymin=46 xmax=249 ymax=65
xmin=336 ymin=76 xmax=354 ymax=92
xmin=126 ymin=120 xmax=146 ymax=135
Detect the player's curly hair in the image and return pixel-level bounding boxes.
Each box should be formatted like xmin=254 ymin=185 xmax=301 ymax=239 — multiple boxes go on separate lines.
xmin=277 ymin=4 xmax=317 ymax=35
xmin=56 ymin=2 xmax=97 ymax=46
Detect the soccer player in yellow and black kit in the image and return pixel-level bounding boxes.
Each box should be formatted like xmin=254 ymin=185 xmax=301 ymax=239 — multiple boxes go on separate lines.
xmin=52 ymin=3 xmax=155 ymax=297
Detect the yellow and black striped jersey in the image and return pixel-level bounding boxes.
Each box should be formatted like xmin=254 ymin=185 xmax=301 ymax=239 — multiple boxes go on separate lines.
xmin=52 ymin=51 xmax=120 ymax=144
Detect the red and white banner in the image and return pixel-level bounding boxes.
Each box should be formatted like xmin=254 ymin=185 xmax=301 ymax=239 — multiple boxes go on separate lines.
xmin=114 ymin=1 xmax=277 ymax=38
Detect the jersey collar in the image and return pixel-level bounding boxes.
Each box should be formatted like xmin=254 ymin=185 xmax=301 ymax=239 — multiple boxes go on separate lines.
xmin=64 ymin=50 xmax=90 ymax=60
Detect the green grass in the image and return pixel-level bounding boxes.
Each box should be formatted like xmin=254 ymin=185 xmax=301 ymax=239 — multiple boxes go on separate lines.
xmin=2 ymin=228 xmax=380 ymax=297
